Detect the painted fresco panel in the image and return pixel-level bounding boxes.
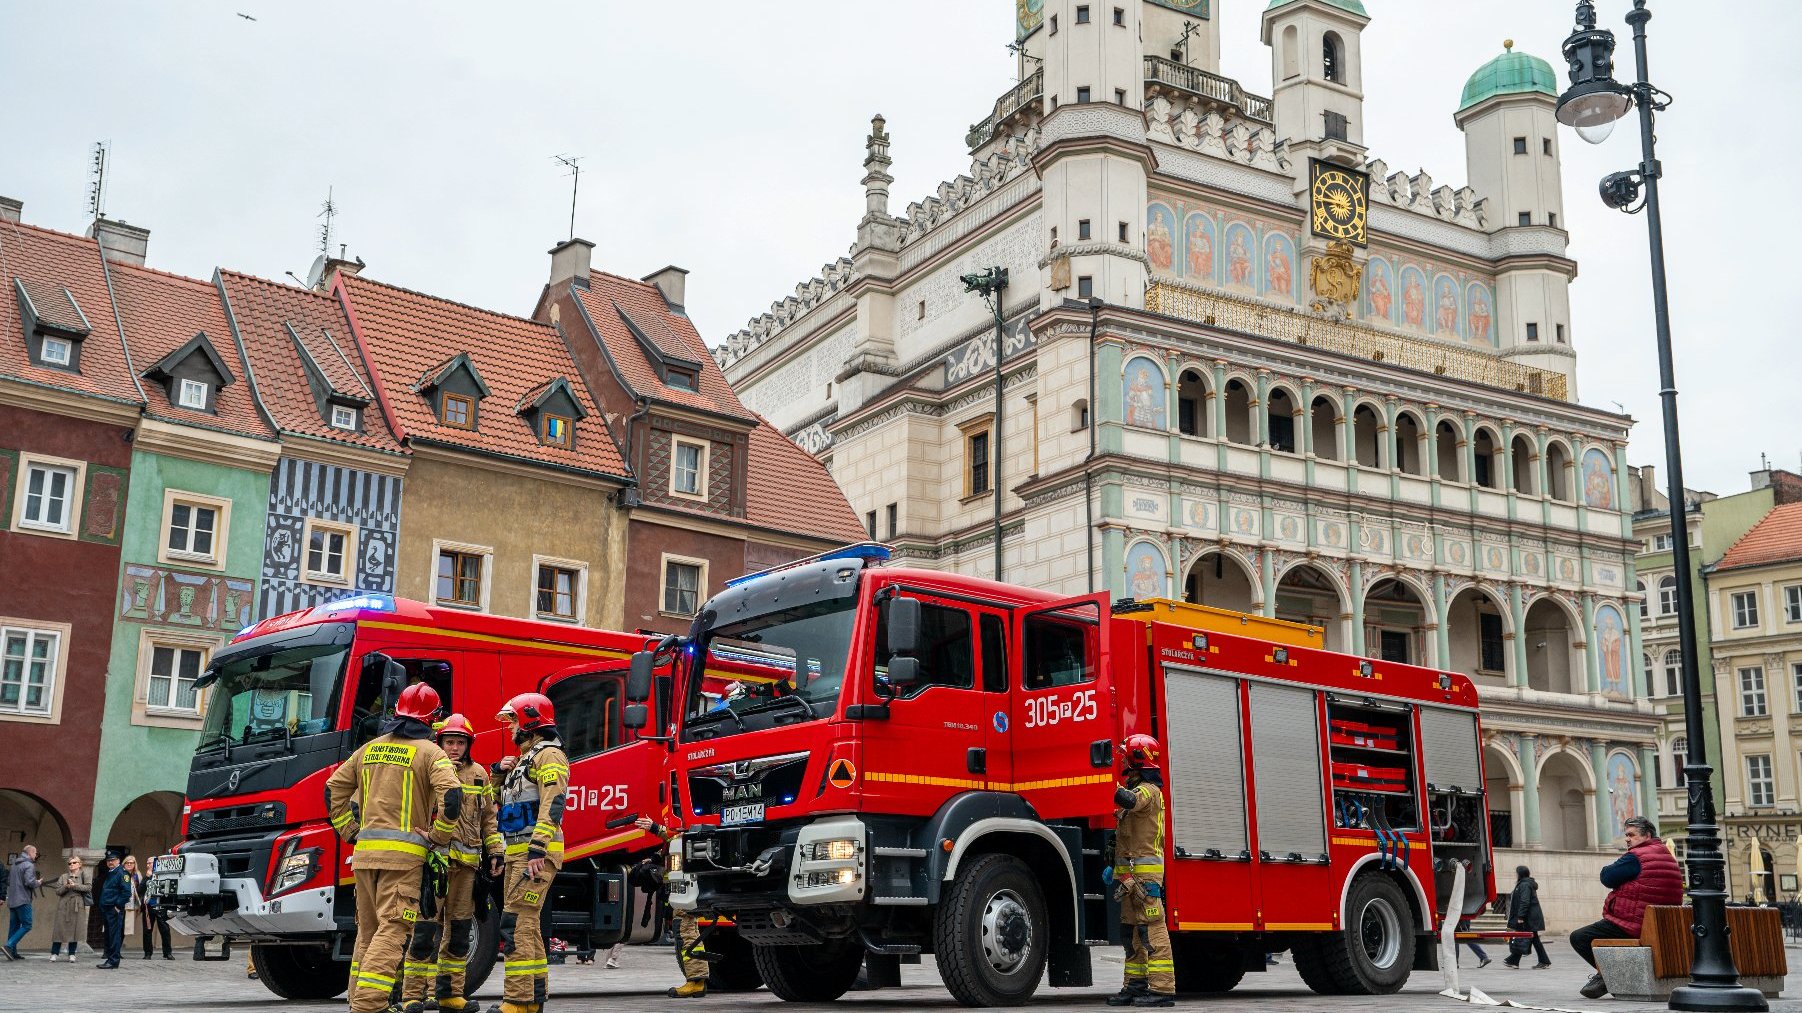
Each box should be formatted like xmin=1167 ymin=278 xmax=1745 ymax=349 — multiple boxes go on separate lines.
xmin=1466 ymin=282 xmax=1496 ymax=346
xmin=1365 ymin=257 xmax=1395 ymax=324
xmin=259 ymin=457 xmax=403 ymax=619
xmin=1184 ymin=212 xmax=1216 ymax=282
xmin=1607 ymin=751 xmax=1639 ymax=827
xmin=1147 ymin=202 xmax=1177 ymax=274
xmin=1432 ymin=274 xmax=1461 ymax=338
xmin=1582 ymin=448 xmax=1616 ymax=510
xmin=1263 ymin=232 xmax=1296 ymax=302
xmin=1596 ymin=603 xmax=1628 ymax=695
xmin=119 ymin=563 xmax=255 ymax=632
xmin=1126 ymin=540 xmax=1169 ymax=600
xmin=1224 ymin=222 xmax=1256 ymax=291
xmin=1123 ymin=355 xmax=1168 ymax=430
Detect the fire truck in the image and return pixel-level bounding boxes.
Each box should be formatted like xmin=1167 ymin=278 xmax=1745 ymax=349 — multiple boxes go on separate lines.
xmin=149 ymin=594 xmax=761 ymax=1000
xmin=638 ymin=545 xmax=1496 ymax=1006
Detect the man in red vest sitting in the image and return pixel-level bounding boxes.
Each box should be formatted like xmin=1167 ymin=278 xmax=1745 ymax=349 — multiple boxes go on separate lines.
xmin=1573 ymin=816 xmax=1684 ymax=999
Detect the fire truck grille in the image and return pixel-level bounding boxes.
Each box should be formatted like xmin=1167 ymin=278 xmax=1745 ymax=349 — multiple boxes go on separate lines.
xmin=187 ymin=801 xmax=287 ymax=838
xmin=687 ymin=752 xmax=810 ymax=816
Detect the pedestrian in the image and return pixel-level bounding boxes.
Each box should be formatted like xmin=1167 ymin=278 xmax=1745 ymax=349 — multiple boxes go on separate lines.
xmin=4 ymin=844 xmax=43 ymax=960
xmin=636 ymin=815 xmax=708 ymax=998
xmin=134 ymin=859 xmax=172 ymax=960
xmin=325 ymin=682 xmax=464 ymax=1013
xmin=1500 ymin=865 xmax=1549 ymax=969
xmin=604 ymin=940 xmax=625 ymax=970
xmin=50 ymin=855 xmax=90 ymax=962
xmin=1455 ymin=917 xmax=1490 ymax=968
xmin=1573 ymin=816 xmax=1683 ymax=1000
xmin=494 ymin=693 xmax=569 ymax=1013
xmin=96 ymin=851 xmax=129 ymax=969
xmin=1107 ymin=734 xmax=1175 ymax=1007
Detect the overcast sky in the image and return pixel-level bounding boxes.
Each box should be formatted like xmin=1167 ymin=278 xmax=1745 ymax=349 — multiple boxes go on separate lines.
xmin=1 ymin=2 xmax=1793 ymax=494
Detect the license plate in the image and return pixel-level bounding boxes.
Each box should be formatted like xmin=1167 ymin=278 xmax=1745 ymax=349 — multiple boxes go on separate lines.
xmin=720 ymin=803 xmax=764 ymax=826
xmin=153 ymin=855 xmax=184 ymax=876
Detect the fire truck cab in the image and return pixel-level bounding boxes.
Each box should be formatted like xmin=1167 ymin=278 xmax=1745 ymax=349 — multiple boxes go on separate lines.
xmin=646 ymin=545 xmax=1495 ymax=1006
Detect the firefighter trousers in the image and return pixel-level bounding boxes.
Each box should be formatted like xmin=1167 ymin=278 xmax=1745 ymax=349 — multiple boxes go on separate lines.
xmin=1121 ymin=874 xmax=1174 ymax=996
xmin=675 ymin=913 xmax=709 ymax=983
xmin=500 ymin=857 xmax=552 ymax=1008
xmin=402 ymin=863 xmax=477 ymax=1004
xmin=348 ymin=867 xmax=424 ymax=1013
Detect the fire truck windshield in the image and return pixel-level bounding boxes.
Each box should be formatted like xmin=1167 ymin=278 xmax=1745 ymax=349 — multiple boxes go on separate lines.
xmin=682 ymin=598 xmax=855 ymax=742
xmin=197 ymin=632 xmax=352 ymax=751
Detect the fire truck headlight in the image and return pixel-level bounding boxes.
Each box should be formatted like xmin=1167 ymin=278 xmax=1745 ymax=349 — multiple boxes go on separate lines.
xmin=667 ymin=849 xmax=683 ymax=874
xmin=269 ymin=846 xmax=319 ymax=897
xmin=801 ymin=838 xmax=859 ymax=862
xmin=799 ymin=868 xmax=860 ymax=889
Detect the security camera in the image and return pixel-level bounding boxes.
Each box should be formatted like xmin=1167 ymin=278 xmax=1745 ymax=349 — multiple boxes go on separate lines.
xmin=1598 ymin=170 xmax=1643 ymax=211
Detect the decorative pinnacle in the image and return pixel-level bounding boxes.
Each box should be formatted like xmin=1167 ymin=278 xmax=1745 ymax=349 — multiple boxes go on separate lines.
xmin=1503 ymin=38 xmax=1513 ymax=51
xmin=1574 ymin=0 xmax=1597 ymax=30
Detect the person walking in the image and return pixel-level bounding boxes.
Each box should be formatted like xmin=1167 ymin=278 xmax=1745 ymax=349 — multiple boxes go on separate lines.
xmin=1500 ymin=865 xmax=1549 ymax=969
xmin=135 ymin=859 xmax=172 ymax=960
xmin=1107 ymin=734 xmax=1175 ymax=1007
xmin=1572 ymin=816 xmax=1684 ymax=1000
xmin=494 ymin=693 xmax=570 ymax=1013
xmin=1456 ymin=917 xmax=1491 ymax=968
xmin=95 ymin=851 xmax=128 ymax=969
xmin=325 ymin=682 xmax=464 ymax=1013
xmin=50 ymin=856 xmax=90 ymax=962
xmin=634 ymin=815 xmax=707 ymax=998
xmin=4 ymin=845 xmax=43 ymax=960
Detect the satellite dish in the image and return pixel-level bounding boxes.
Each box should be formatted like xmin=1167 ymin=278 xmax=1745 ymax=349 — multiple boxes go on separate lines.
xmin=304 ymin=253 xmax=328 ymax=289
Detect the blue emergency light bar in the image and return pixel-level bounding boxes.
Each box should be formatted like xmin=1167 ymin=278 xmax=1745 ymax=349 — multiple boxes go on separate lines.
xmin=320 ymin=593 xmax=396 ymax=613
xmin=724 ymin=542 xmax=891 ymax=588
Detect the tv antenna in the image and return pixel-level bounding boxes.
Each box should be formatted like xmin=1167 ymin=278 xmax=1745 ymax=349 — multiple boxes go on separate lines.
xmin=317 ymin=186 xmax=338 ymax=256
xmin=1004 ymin=39 xmax=1042 ymax=69
xmin=87 ymin=141 xmax=111 ymax=220
xmin=1177 ymin=20 xmax=1203 ymax=66
xmin=553 ymin=154 xmax=582 ymax=241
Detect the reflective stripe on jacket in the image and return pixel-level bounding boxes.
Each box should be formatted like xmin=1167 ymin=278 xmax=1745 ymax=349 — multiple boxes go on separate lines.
xmin=325 ymin=732 xmax=462 ymax=870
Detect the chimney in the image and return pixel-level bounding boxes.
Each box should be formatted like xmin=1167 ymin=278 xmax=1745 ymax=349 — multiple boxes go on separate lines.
xmin=322 ymin=254 xmax=366 ymax=286
xmin=548 ymin=238 xmax=594 ymax=293
xmin=643 ymin=265 xmax=688 ymax=311
xmin=0 ymin=197 xmax=21 ymax=224
xmin=86 ymin=217 xmax=150 ymax=267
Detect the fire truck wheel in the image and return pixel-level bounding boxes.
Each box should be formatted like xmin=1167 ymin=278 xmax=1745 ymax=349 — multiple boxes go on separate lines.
xmin=459 ymin=907 xmax=502 ymax=996
xmin=707 ymin=930 xmax=765 ymax=992
xmin=752 ymin=939 xmax=863 ymax=1002
xmin=1294 ymin=874 xmax=1415 ymax=995
xmin=932 ymin=853 xmax=1049 ymax=1007
xmin=249 ymin=943 xmax=348 ymax=1001
xmin=1170 ymin=937 xmax=1246 ymax=994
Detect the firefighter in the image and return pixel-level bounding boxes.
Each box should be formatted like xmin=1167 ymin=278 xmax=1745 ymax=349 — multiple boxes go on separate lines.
xmin=326 ymin=682 xmax=465 ymax=1013
xmin=1108 ymin=733 xmax=1175 ymax=1007
xmin=494 ymin=693 xmax=569 ymax=1013
xmin=632 ymin=815 xmax=709 ymax=998
xmin=400 ymin=714 xmax=503 ymax=1013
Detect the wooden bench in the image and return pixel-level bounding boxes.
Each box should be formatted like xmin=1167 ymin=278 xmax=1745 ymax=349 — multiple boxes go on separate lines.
xmin=1592 ymin=905 xmax=1787 ymax=1000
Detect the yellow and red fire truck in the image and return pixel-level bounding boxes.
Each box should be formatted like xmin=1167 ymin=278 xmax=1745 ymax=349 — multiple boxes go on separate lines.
xmin=638 ymin=544 xmax=1496 ymax=1005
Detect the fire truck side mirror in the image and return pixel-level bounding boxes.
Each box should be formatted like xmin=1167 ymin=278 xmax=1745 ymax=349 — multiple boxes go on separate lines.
xmin=366 ymin=652 xmax=404 ymax=713
xmin=622 ymin=703 xmax=649 ymax=730
xmin=887 ymin=597 xmax=922 ymax=656
xmin=886 ymin=656 xmax=920 ymax=688
xmin=626 ymin=652 xmax=655 ymax=703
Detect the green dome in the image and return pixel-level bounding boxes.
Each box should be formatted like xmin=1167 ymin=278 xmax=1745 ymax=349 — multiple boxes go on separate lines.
xmin=1459 ymin=45 xmax=1557 ymax=112
xmin=1264 ymin=0 xmax=1369 ymax=17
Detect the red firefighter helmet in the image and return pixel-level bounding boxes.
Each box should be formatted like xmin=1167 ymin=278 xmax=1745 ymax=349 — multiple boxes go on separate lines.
xmin=394 ymin=682 xmax=442 ymax=721
xmin=1122 ymin=733 xmax=1161 ymax=771
xmin=435 ymin=713 xmax=476 ymax=743
xmin=497 ymin=693 xmax=556 ymax=732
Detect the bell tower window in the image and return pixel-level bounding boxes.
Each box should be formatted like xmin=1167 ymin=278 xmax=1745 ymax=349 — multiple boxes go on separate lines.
xmin=1322 ymin=32 xmax=1344 ymax=84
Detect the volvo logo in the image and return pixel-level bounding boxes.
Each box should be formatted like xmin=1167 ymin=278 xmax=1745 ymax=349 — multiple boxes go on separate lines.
xmin=226 ymin=770 xmax=241 ymax=791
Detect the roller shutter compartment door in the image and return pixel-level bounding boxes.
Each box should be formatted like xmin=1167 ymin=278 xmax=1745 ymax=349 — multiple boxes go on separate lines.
xmin=1418 ymin=707 xmax=1482 ymax=793
xmin=1248 ymin=682 xmax=1326 ymax=858
xmin=1162 ymin=667 xmax=1247 ymax=857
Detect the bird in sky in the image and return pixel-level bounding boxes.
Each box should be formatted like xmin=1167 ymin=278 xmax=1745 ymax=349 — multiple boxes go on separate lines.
xmin=236 ymin=12 xmax=257 ymax=21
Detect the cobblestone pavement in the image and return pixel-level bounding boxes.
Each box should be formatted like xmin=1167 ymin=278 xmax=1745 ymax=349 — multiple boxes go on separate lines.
xmin=4 ymin=936 xmax=1798 ymax=1013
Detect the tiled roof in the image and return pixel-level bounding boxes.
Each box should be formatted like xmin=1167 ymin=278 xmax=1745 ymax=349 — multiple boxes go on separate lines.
xmin=744 ymin=416 xmax=866 ymax=543
xmin=572 ymin=272 xmax=754 ymax=421
xmin=0 ymin=219 xmax=144 ymax=405
xmin=339 ymin=274 xmax=626 ymax=477
xmin=217 ymin=271 xmax=402 ymax=453
xmin=107 ymin=260 xmax=272 ymax=440
xmin=1717 ymin=502 xmax=1802 ymax=571
xmin=16 ymin=278 xmax=92 ymax=336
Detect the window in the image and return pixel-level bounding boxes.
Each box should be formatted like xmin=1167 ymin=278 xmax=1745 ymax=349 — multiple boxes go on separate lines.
xmin=866 ymin=510 xmax=877 ymax=539
xmin=1077 ymin=276 xmax=1094 ymax=299
xmin=1112 ymin=6 xmax=1124 ymax=25
xmin=542 ymin=414 xmax=573 ymax=448
xmin=967 ymin=428 xmax=991 ymax=497
xmin=1652 ymin=533 xmax=1674 ymax=551
xmin=536 ymin=564 xmax=579 ymax=621
xmin=441 ymin=392 xmax=474 ymax=429
xmin=980 ymin=614 xmax=1007 ymax=694
xmin=1077 ymin=85 xmax=1093 ymax=103
xmin=1671 ymin=736 xmax=1687 ymax=787
xmin=1322 ymin=32 xmax=1342 ymax=82
xmin=1075 ymin=5 xmax=1089 ymax=23
xmin=874 ymin=599 xmax=974 ymax=698
xmin=886 ymin=503 xmax=898 ymax=540
xmin=18 ymin=462 xmax=77 ymax=533
xmin=1513 ymin=137 xmax=1528 ymax=155
xmin=1518 ymin=212 xmax=1532 ymax=227
xmin=1664 ymin=651 xmax=1681 ymax=699
xmin=1637 ymin=581 xmax=1648 ymax=620
xmin=1732 ymin=590 xmax=1760 ymax=630
xmin=302 ymin=518 xmax=356 ymax=584
xmin=1747 ymin=754 xmax=1775 ymax=807
xmin=546 ymin=672 xmax=623 ymax=763
xmin=1049 ymin=14 xmax=1058 ymax=33
xmin=1784 ymin=584 xmax=1801 ymax=623
xmin=0 ymin=626 xmax=59 ymax=717
xmin=329 ymin=404 xmax=358 ymax=430
xmin=662 ymin=557 xmax=704 ymax=616
xmin=41 ymin=337 xmax=71 ymax=366
xmin=671 ymin=439 xmax=706 ymax=498
xmin=1114 ymin=88 xmax=1127 ymax=105
xmin=436 ymin=549 xmax=485 ymax=608
xmin=1659 ymin=575 xmax=1678 ymax=615
xmin=1078 ymin=219 xmax=1092 ymax=241
xmin=666 ymin=368 xmax=696 ymax=392
xmin=164 ymin=496 xmax=222 ymax=563
xmin=1741 ymin=666 xmax=1767 ymax=716
xmin=177 ymin=378 xmax=209 ymax=409
xmin=1525 ymin=322 xmax=1539 ymax=342
xmin=1171 ymin=48 xmax=1184 ymax=61
xmin=146 ymin=644 xmax=203 ymax=713
xmin=1548 ymin=212 xmax=1558 ymax=228
xmin=917 ymin=299 xmax=926 ymax=320
xmin=1379 ymin=630 xmax=1412 ymax=664
xmin=1793 ymin=663 xmax=1802 ymax=713
xmin=1023 ymin=612 xmax=1096 ymax=689
xmin=1117 ymin=221 xmax=1129 ymax=243
xmin=1543 ymin=137 xmax=1553 ymax=156
xmin=1556 ymin=324 xmax=1567 ymax=344
xmin=1073 ymin=399 xmax=1090 ymax=430
xmin=1479 ymin=611 xmax=1506 ymax=672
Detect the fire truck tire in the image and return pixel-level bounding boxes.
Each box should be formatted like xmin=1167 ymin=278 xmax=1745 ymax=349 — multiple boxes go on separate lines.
xmin=932 ymin=853 xmax=1049 ymax=1007
xmin=752 ymin=939 xmax=863 ymax=1002
xmin=707 ymin=930 xmax=765 ymax=992
xmin=460 ymin=907 xmax=502 ymax=996
xmin=249 ymin=943 xmax=348 ymax=1001
xmin=1294 ymin=874 xmax=1414 ymax=995
xmin=1170 ymin=937 xmax=1245 ymax=994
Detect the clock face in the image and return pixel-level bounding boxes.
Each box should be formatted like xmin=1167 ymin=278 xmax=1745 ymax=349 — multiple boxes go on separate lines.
xmin=1310 ymin=160 xmax=1369 ymax=246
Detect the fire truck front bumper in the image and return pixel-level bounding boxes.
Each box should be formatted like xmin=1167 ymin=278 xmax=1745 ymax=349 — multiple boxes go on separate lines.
xmin=150 ymin=852 xmax=336 ymax=938
xmin=669 ymin=816 xmax=868 ymax=912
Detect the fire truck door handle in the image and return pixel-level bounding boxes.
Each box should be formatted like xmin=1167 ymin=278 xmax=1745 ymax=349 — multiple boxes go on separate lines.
xmin=967 ymin=748 xmax=987 ymax=775
xmin=1090 ymin=740 xmax=1113 ymax=768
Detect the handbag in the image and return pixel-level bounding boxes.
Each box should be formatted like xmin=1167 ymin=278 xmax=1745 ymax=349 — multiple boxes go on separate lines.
xmin=1508 ymin=936 xmax=1533 ymax=958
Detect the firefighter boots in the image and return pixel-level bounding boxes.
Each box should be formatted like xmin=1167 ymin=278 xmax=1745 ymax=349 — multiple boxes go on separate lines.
xmin=667 ymin=981 xmax=708 ymax=999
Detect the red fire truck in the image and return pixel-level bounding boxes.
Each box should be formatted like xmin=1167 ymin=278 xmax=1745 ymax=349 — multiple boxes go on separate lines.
xmin=638 ymin=545 xmax=1496 ymax=1006
xmin=149 ymin=594 xmax=759 ymax=1000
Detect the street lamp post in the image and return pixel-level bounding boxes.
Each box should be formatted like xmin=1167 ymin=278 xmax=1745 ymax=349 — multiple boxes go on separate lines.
xmin=961 ymin=267 xmax=1009 ymax=581
xmin=1555 ymin=3 xmax=1765 ymax=1010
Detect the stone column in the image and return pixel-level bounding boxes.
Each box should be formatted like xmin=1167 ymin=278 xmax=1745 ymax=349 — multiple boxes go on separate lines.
xmin=1261 ymin=550 xmax=1276 ymax=618
xmin=1518 ymin=733 xmax=1542 ymax=847
xmin=1639 ymin=744 xmax=1659 ymax=827
xmin=1349 ymin=560 xmax=1366 ymax=656
xmin=1433 ymin=572 xmax=1451 ymax=668
xmin=1581 ymin=593 xmax=1601 ymax=693
xmin=1511 ymin=583 xmax=1530 ymax=688
xmin=1590 ymin=740 xmax=1612 ymax=847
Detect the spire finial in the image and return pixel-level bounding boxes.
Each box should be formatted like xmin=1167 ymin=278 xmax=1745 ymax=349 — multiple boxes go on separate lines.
xmin=1503 ymin=38 xmax=1514 ymax=51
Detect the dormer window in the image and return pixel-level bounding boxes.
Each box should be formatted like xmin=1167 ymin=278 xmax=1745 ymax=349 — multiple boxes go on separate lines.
xmin=413 ymin=351 xmax=490 ymax=431
xmin=177 ymin=378 xmax=209 ymax=410
xmin=515 ymin=376 xmax=589 ymax=449
xmin=543 ymin=414 xmax=573 ymax=449
xmin=614 ymin=302 xmax=704 ymax=393
xmin=666 ymin=368 xmax=696 ymax=392
xmin=285 ymin=322 xmax=375 ymax=434
xmin=40 ymin=337 xmax=71 ymax=366
xmin=141 ymin=331 xmax=233 ymax=415
xmin=441 ymin=393 xmax=474 ymax=429
xmin=15 ymin=278 xmax=93 ymax=372
xmin=330 ymin=404 xmax=359 ymax=431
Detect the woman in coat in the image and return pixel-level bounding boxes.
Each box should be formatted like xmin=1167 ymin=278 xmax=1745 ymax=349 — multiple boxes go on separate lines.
xmin=49 ymin=855 xmax=90 ymax=961
xmin=1503 ymin=865 xmax=1551 ymax=968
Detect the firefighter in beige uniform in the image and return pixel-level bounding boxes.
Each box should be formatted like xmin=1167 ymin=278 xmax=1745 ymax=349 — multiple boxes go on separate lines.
xmin=1108 ymin=733 xmax=1175 ymax=1007
xmin=399 ymin=714 xmax=503 ymax=1012
xmin=495 ymin=693 xmax=568 ymax=1013
xmin=634 ymin=815 xmax=710 ymax=998
xmin=325 ymin=683 xmax=465 ymax=1013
